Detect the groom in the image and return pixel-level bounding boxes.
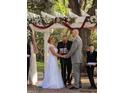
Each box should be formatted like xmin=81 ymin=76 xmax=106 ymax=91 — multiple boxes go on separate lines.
xmin=63 ymin=29 xmax=83 ymax=89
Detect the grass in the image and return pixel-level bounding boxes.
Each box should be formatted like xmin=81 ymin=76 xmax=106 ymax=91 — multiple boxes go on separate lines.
xmin=37 ymin=60 xmax=61 ymax=72
xmin=37 ymin=61 xmax=44 ymax=72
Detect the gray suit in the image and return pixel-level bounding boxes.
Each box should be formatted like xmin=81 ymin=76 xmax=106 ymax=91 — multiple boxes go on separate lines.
xmin=66 ymin=36 xmax=83 ymax=88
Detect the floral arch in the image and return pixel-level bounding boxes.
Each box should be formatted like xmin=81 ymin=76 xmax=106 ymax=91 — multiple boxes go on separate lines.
xmin=28 ymin=11 xmax=96 ymax=64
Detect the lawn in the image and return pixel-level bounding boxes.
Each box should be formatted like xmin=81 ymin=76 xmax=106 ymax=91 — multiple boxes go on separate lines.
xmin=37 ymin=61 xmax=61 ymax=72
xmin=37 ymin=61 xmax=44 ymax=72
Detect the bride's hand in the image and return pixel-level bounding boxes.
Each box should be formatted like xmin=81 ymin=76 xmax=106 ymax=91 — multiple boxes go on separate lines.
xmin=59 ymin=55 xmax=66 ymax=58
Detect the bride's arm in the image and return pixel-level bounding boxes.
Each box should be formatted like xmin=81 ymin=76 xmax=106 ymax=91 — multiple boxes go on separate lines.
xmin=49 ymin=46 xmax=63 ymax=57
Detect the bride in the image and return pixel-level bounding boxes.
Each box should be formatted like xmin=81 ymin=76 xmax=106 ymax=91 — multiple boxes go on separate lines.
xmin=39 ymin=35 xmax=64 ymax=89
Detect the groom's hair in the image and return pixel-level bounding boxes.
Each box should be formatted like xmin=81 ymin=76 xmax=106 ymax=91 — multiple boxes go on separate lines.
xmin=72 ymin=29 xmax=79 ymax=35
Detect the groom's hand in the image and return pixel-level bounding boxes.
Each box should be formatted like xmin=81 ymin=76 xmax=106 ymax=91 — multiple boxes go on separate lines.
xmin=60 ymin=55 xmax=65 ymax=58
xmin=59 ymin=54 xmax=67 ymax=58
xmin=61 ymin=55 xmax=65 ymax=58
xmin=63 ymin=55 xmax=67 ymax=58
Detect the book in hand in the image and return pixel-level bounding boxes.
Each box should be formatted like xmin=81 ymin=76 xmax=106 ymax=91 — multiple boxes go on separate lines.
xmin=27 ymin=55 xmax=30 ymax=57
xmin=59 ymin=48 xmax=68 ymax=54
xmin=87 ymin=62 xmax=97 ymax=66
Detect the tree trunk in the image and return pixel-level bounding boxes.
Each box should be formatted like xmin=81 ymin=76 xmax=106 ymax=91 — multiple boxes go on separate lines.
xmin=68 ymin=0 xmax=97 ymax=74
xmin=68 ymin=0 xmax=90 ymax=50
xmin=68 ymin=0 xmax=97 ymax=51
xmin=87 ymin=0 xmax=97 ymax=16
xmin=68 ymin=0 xmax=81 ymax=16
xmin=68 ymin=0 xmax=91 ymax=74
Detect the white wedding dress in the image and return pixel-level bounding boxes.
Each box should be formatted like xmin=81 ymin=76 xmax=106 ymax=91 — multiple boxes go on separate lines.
xmin=39 ymin=44 xmax=64 ymax=89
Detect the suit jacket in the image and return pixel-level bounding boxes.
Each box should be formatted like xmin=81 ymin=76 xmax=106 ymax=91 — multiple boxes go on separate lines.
xmin=57 ymin=41 xmax=72 ymax=61
xmin=87 ymin=51 xmax=97 ymax=63
xmin=66 ymin=36 xmax=83 ymax=63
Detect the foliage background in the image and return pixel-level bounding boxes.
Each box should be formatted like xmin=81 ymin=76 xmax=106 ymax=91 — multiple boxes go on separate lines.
xmin=27 ymin=0 xmax=97 ymax=61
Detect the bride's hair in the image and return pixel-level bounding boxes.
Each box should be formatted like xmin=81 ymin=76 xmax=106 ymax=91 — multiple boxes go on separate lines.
xmin=48 ymin=35 xmax=56 ymax=43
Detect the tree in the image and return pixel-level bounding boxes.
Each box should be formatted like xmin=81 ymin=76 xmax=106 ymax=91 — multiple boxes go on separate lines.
xmin=54 ymin=0 xmax=69 ymax=15
xmin=27 ymin=0 xmax=97 ymax=62
xmin=68 ymin=0 xmax=97 ymax=51
xmin=27 ymin=0 xmax=55 ymax=61
xmin=27 ymin=0 xmax=54 ymax=15
xmin=87 ymin=0 xmax=97 ymax=16
xmin=68 ymin=0 xmax=97 ymax=73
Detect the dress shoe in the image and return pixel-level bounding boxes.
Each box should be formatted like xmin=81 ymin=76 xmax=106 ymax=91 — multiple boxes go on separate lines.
xmin=69 ymin=86 xmax=79 ymax=89
xmin=67 ymin=82 xmax=71 ymax=86
xmin=79 ymin=86 xmax=82 ymax=88
xmin=65 ymin=85 xmax=67 ymax=88
xmin=88 ymin=86 xmax=97 ymax=89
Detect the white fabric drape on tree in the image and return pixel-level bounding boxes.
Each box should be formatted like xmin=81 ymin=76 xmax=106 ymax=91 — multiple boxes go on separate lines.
xmin=29 ymin=42 xmax=38 ymax=85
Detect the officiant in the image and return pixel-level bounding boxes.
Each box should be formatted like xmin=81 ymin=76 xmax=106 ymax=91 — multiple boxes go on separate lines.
xmin=57 ymin=35 xmax=72 ymax=86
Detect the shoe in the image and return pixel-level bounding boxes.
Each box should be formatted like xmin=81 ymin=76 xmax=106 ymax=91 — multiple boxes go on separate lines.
xmin=79 ymin=85 xmax=82 ymax=88
xmin=67 ymin=82 xmax=71 ymax=86
xmin=79 ymin=84 xmax=82 ymax=88
xmin=88 ymin=86 xmax=97 ymax=89
xmin=69 ymin=86 xmax=79 ymax=89
xmin=93 ymin=86 xmax=97 ymax=89
xmin=65 ymin=85 xmax=67 ymax=88
xmin=37 ymin=86 xmax=43 ymax=88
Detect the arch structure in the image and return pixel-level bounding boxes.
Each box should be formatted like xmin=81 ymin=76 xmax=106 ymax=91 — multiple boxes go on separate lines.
xmin=28 ymin=11 xmax=96 ymax=64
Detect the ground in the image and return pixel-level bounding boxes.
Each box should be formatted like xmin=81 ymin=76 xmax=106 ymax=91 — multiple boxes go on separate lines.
xmin=28 ymin=86 xmax=96 ymax=93
xmin=27 ymin=72 xmax=97 ymax=93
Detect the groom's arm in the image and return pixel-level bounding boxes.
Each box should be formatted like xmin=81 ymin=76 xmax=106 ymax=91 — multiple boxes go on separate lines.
xmin=65 ymin=40 xmax=78 ymax=58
